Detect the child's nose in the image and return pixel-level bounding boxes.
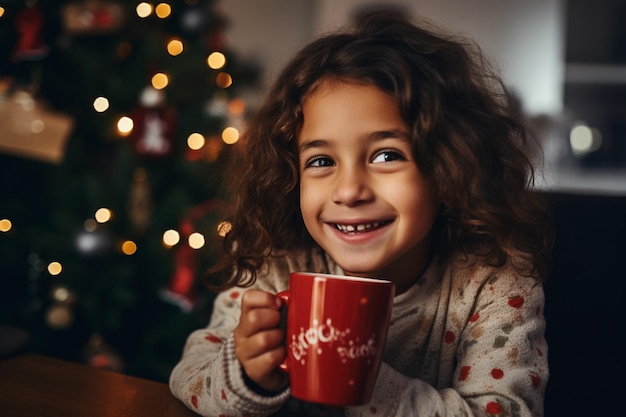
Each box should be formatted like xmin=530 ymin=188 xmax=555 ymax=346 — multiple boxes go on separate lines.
xmin=331 ymin=166 xmax=374 ymax=206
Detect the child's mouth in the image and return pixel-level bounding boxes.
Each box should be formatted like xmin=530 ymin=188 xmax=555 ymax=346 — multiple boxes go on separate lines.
xmin=334 ymin=221 xmax=389 ymax=234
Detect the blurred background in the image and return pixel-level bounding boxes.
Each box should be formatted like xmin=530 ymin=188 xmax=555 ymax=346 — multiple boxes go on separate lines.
xmin=0 ymin=0 xmax=624 ymax=415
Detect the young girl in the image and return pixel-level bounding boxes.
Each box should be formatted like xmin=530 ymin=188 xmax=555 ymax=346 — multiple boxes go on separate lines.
xmin=170 ymin=11 xmax=553 ymax=417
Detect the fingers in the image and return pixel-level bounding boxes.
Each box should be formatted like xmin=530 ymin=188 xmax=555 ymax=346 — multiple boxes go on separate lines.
xmin=233 ymin=290 xmax=287 ymax=390
xmin=237 ymin=290 xmax=282 ymax=337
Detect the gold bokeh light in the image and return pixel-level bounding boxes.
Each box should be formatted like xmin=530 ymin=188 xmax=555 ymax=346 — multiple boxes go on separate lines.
xmin=0 ymin=219 xmax=12 ymax=232
xmin=187 ymin=133 xmax=205 ymax=150
xmin=122 ymin=240 xmax=137 ymax=255
xmin=155 ymin=3 xmax=171 ymax=18
xmin=167 ymin=39 xmax=184 ymax=56
xmin=48 ymin=261 xmax=63 ymax=276
xmin=151 ymin=73 xmax=169 ymax=89
xmin=221 ymin=127 xmax=239 ymax=144
xmin=207 ymin=52 xmax=226 ymax=69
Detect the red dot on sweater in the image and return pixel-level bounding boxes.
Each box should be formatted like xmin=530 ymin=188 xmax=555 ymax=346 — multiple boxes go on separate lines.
xmin=531 ymin=374 xmax=541 ymax=387
xmin=508 ymin=296 xmax=525 ymax=308
xmin=370 ymin=406 xmax=377 ymax=414
xmin=469 ymin=312 xmax=480 ymax=322
xmin=204 ymin=334 xmax=221 ymax=343
xmin=221 ymin=389 xmax=227 ymax=401
xmin=491 ymin=368 xmax=504 ymax=379
xmin=444 ymin=330 xmax=456 ymax=343
xmin=486 ymin=401 xmax=501 ymax=414
xmin=191 ymin=395 xmax=198 ymax=408
xmin=230 ymin=291 xmax=240 ymax=299
xmin=536 ymin=348 xmax=544 ymax=356
xmin=459 ymin=365 xmax=471 ymax=381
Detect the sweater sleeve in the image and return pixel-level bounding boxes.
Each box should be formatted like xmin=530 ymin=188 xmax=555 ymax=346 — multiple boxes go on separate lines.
xmin=345 ymin=272 xmax=548 ymax=417
xmin=169 ymin=287 xmax=290 ymax=416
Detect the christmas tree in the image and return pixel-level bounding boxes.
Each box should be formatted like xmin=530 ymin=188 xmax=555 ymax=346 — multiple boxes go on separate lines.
xmin=0 ymin=0 xmax=259 ymax=382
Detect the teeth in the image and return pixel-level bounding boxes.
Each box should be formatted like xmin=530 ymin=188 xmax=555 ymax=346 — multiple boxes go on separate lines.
xmin=335 ymin=222 xmax=381 ymax=233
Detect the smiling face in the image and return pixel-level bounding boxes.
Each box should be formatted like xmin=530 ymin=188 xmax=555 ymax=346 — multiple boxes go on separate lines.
xmin=297 ymin=79 xmax=440 ymax=293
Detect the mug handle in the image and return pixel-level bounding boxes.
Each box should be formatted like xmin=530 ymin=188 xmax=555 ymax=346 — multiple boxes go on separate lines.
xmin=276 ymin=290 xmax=289 ymax=372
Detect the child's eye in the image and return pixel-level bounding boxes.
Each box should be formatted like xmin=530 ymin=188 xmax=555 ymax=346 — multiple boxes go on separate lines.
xmin=305 ymin=156 xmax=335 ymax=168
xmin=371 ymin=150 xmax=405 ymax=163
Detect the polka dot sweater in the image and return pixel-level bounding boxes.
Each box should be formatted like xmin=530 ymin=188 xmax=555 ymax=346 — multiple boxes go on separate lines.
xmin=169 ymin=249 xmax=548 ymax=416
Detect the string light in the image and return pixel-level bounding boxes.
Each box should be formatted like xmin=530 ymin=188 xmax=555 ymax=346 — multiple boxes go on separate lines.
xmin=155 ymin=3 xmax=172 ymax=18
xmin=207 ymin=52 xmax=226 ymax=69
xmin=167 ymin=38 xmax=184 ymax=56
xmin=136 ymin=2 xmax=153 ymax=18
xmin=221 ymin=127 xmax=239 ymax=144
xmin=48 ymin=261 xmax=63 ymax=276
xmin=163 ymin=229 xmax=180 ymax=247
xmin=121 ymin=240 xmax=137 ymax=255
xmin=0 ymin=219 xmax=12 ymax=232
xmin=95 ymin=208 xmax=112 ymax=223
xmin=93 ymin=97 xmax=109 ymax=112
xmin=117 ymin=116 xmax=134 ymax=135
xmin=0 ymin=7 xmax=5 ymax=17
xmin=187 ymin=133 xmax=205 ymax=150
xmin=151 ymin=72 xmax=169 ymax=89
xmin=188 ymin=232 xmax=205 ymax=249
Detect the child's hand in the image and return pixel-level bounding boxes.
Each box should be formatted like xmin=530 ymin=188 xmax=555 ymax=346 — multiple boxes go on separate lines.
xmin=233 ymin=289 xmax=288 ymax=392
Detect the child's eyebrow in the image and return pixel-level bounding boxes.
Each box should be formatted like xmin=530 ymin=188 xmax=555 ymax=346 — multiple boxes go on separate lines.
xmin=371 ymin=129 xmax=411 ymax=141
xmin=298 ymin=139 xmax=328 ymax=153
xmin=298 ymin=130 xmax=411 ymax=153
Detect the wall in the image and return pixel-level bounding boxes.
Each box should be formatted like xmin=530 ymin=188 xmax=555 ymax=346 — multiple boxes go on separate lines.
xmin=220 ymin=0 xmax=565 ymax=116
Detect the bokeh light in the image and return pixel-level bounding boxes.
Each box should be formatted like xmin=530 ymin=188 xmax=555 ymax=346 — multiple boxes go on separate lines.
xmin=215 ymin=72 xmax=232 ymax=88
xmin=221 ymin=127 xmax=239 ymax=144
xmin=136 ymin=2 xmax=153 ymax=18
xmin=95 ymin=208 xmax=112 ymax=223
xmin=188 ymin=232 xmax=205 ymax=249
xmin=570 ymin=123 xmax=602 ymax=156
xmin=0 ymin=218 xmax=12 ymax=232
xmin=151 ymin=73 xmax=169 ymax=89
xmin=187 ymin=133 xmax=205 ymax=150
xmin=121 ymin=240 xmax=137 ymax=255
xmin=207 ymin=52 xmax=226 ymax=69
xmin=117 ymin=116 xmax=134 ymax=135
xmin=163 ymin=229 xmax=180 ymax=247
xmin=48 ymin=261 xmax=63 ymax=276
xmin=93 ymin=97 xmax=110 ymax=112
xmin=155 ymin=3 xmax=172 ymax=18
xmin=167 ymin=38 xmax=184 ymax=56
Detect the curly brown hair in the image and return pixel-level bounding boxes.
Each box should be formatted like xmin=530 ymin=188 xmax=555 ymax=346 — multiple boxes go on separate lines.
xmin=208 ymin=11 xmax=553 ymax=288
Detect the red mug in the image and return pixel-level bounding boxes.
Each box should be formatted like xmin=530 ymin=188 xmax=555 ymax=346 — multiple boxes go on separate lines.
xmin=277 ymin=272 xmax=395 ymax=406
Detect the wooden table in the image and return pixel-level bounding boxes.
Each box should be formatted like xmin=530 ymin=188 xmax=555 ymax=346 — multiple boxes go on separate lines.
xmin=0 ymin=353 xmax=199 ymax=417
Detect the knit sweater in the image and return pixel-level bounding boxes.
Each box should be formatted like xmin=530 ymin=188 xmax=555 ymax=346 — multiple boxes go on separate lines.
xmin=169 ymin=248 xmax=548 ymax=417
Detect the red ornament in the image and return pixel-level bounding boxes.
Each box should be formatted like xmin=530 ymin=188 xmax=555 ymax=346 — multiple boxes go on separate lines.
xmin=160 ymin=200 xmax=223 ymax=312
xmin=130 ymin=87 xmax=176 ymax=159
xmin=13 ymin=5 xmax=48 ymax=61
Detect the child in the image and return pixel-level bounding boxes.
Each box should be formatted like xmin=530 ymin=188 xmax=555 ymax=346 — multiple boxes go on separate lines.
xmin=169 ymin=11 xmax=553 ymax=417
